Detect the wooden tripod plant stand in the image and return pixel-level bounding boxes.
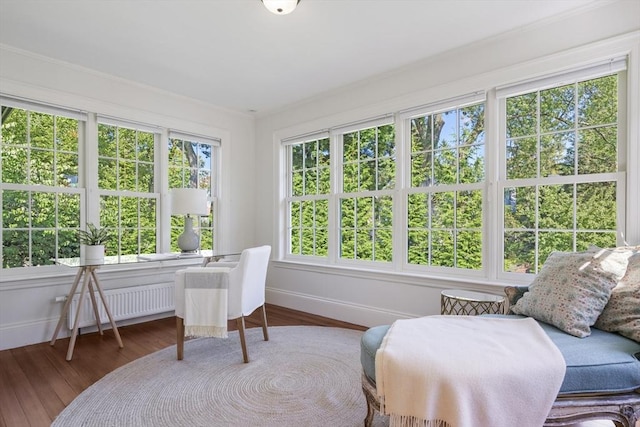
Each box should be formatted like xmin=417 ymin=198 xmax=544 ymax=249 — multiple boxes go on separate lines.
xmin=50 ymin=265 xmax=123 ymax=361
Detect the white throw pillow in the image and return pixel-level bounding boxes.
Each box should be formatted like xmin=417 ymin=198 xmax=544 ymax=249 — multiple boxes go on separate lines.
xmin=595 ymin=253 xmax=640 ymax=342
xmin=511 ymin=251 xmax=618 ymax=338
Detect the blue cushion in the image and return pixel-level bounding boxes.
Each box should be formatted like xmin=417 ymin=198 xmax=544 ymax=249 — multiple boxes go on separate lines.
xmin=360 ymin=316 xmax=640 ymax=396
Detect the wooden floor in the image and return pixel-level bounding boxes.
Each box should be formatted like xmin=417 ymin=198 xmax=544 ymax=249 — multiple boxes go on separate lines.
xmin=0 ymin=304 xmax=366 ymax=427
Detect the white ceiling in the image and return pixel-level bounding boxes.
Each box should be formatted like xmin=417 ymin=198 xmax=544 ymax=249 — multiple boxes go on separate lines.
xmin=0 ymin=0 xmax=597 ymax=115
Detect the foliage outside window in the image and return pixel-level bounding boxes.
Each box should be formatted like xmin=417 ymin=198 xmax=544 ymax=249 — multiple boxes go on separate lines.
xmin=168 ymin=136 xmax=216 ymax=252
xmin=340 ymin=123 xmax=395 ymax=262
xmin=288 ymin=137 xmax=330 ymax=256
xmin=1 ymin=106 xmax=82 ymax=268
xmin=98 ymin=123 xmax=158 ymax=257
xmin=407 ymin=103 xmax=485 ymax=269
xmin=502 ymin=74 xmax=620 ymax=273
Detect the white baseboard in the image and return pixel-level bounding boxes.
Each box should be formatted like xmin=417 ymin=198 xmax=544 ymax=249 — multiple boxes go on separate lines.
xmin=266 ymin=287 xmax=413 ymax=328
xmin=0 ymin=317 xmax=64 ymax=351
xmin=0 ymin=311 xmax=175 ymax=351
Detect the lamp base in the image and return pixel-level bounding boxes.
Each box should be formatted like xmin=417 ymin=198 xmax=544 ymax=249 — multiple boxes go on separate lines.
xmin=177 ymin=216 xmax=200 ymax=253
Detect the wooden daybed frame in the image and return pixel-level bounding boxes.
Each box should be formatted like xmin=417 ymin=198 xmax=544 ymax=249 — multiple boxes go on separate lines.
xmin=361 ymin=370 xmax=640 ymax=426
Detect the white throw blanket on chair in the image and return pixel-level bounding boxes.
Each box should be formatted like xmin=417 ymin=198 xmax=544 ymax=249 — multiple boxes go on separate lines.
xmin=375 ymin=316 xmax=566 ymax=427
xmin=183 ymin=268 xmax=229 ymax=338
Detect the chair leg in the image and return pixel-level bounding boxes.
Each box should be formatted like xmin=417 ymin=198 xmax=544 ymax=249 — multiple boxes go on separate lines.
xmin=261 ymin=304 xmax=269 ymax=341
xmin=237 ymin=317 xmax=249 ymax=363
xmin=176 ymin=316 xmax=185 ymax=360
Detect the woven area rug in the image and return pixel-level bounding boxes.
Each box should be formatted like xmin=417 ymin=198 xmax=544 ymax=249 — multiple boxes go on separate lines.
xmin=52 ymin=325 xmax=389 ymax=427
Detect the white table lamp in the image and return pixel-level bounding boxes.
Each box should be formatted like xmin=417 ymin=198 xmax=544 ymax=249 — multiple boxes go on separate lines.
xmin=170 ymin=188 xmax=209 ymax=253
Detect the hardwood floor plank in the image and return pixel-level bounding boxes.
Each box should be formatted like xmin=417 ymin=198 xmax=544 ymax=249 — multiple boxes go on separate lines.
xmin=0 ymin=304 xmax=365 ymax=427
xmin=0 ymin=349 xmax=52 ymax=426
xmin=0 ymin=352 xmax=28 ymax=427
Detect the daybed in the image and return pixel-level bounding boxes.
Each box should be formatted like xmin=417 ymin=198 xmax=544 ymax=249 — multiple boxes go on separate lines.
xmin=360 ymin=248 xmax=640 ymax=426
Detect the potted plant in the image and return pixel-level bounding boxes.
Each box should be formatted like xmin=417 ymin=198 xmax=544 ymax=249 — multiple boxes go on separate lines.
xmin=78 ymin=223 xmax=110 ymax=264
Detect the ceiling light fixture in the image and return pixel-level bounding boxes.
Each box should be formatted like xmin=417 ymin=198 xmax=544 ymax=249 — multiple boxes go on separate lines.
xmin=261 ymin=0 xmax=300 ymax=15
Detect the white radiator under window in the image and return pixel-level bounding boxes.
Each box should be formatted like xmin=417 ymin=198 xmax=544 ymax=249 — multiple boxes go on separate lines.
xmin=67 ymin=283 xmax=175 ymax=329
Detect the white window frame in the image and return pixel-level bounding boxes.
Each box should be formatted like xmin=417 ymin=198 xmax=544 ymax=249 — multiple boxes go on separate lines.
xmin=496 ymin=60 xmax=628 ymax=282
xmin=167 ymin=130 xmax=222 ymax=252
xmin=400 ymin=92 xmax=487 ymax=277
xmin=0 ymin=96 xmax=87 ymax=268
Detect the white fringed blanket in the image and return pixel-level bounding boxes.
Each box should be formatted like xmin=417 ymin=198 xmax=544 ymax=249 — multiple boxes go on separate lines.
xmin=182 ymin=268 xmax=230 ymax=338
xmin=375 ymin=316 xmax=566 ymax=427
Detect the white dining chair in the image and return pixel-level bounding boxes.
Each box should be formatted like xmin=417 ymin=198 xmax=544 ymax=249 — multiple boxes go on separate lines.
xmin=175 ymin=245 xmax=271 ymax=363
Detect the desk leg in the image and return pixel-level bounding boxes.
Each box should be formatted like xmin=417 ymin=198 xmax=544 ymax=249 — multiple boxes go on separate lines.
xmin=176 ymin=317 xmax=184 ymax=360
xmin=87 ymin=279 xmax=103 ymax=336
xmin=90 ymin=269 xmax=123 ymax=349
xmin=51 ymin=268 xmax=83 ymax=346
xmin=67 ymin=269 xmax=92 ymax=361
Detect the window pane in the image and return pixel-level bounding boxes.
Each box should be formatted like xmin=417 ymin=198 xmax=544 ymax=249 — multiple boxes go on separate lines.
xmin=30 ymin=112 xmax=54 ymax=149
xmin=1 ymin=145 xmax=27 ymax=183
xmin=32 ymin=192 xmax=55 ymax=228
xmin=578 ymin=126 xmax=617 ymax=174
xmin=506 ymin=137 xmax=537 ymax=179
xmin=504 ymin=231 xmax=535 ymax=273
xmin=540 ymin=132 xmax=574 ymax=177
xmin=539 ymin=184 xmax=573 ymax=229
xmin=411 ymin=116 xmax=432 ymax=153
xmin=576 ymin=181 xmax=616 ymax=230
xmin=457 ymin=230 xmax=482 ymax=269
xmin=578 ymin=75 xmax=617 ymax=126
xmin=457 ymin=190 xmax=482 ymax=228
xmin=408 ymin=229 xmax=429 ymax=265
xmin=411 ymin=152 xmax=432 ymax=187
xmin=504 ymin=186 xmax=536 ymax=229
xmin=30 ymin=149 xmax=54 ymax=185
xmin=431 ymin=230 xmax=454 ymax=267
xmin=506 ymin=93 xmax=537 ymax=138
xmin=538 ymin=231 xmax=573 ymax=269
xmin=540 ymin=84 xmax=575 ymax=133
xmin=431 ymin=192 xmax=454 ymax=228
xmin=437 ymin=110 xmax=458 ymax=148
xmin=407 ymin=193 xmax=429 ymax=228
xmin=31 ymin=229 xmax=56 ymax=266
xmin=434 ymin=149 xmax=456 ymax=185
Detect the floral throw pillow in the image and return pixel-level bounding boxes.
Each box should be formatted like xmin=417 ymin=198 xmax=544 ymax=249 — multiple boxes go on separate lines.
xmin=511 ymin=251 xmax=618 ymax=338
xmin=594 ymin=253 xmax=640 ymax=342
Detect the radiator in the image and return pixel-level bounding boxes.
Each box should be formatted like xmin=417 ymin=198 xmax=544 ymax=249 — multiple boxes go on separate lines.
xmin=67 ymin=283 xmax=174 ymax=329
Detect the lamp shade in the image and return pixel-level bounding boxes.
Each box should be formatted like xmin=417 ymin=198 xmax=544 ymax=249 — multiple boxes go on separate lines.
xmin=170 ymin=188 xmax=209 ymax=216
xmin=262 ymin=0 xmax=299 ymax=15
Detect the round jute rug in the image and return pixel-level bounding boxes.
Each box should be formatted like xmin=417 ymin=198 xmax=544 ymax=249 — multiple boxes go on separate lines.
xmin=52 ymin=325 xmax=389 ymax=427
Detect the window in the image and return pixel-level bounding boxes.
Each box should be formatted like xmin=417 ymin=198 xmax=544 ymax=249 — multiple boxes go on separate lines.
xmin=168 ymin=131 xmax=219 ymax=252
xmin=97 ymin=120 xmax=159 ymax=257
xmin=500 ymin=71 xmax=624 ymax=274
xmin=286 ymin=135 xmax=330 ymax=257
xmin=406 ymin=102 xmax=485 ymax=269
xmin=1 ymin=101 xmax=84 ymax=268
xmin=1 ymin=98 xmax=224 ymax=269
xmin=339 ymin=121 xmax=395 ymax=262
xmin=280 ymin=59 xmax=628 ymax=280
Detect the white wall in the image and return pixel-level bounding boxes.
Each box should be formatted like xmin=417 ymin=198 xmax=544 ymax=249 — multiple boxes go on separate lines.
xmin=255 ymin=1 xmax=640 ymax=328
xmin=0 ymin=46 xmax=257 ymax=350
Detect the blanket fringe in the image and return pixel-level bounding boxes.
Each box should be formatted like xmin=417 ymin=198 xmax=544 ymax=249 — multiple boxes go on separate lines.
xmin=389 ymin=414 xmax=451 ymax=427
xmin=185 ymin=325 xmax=228 ymax=338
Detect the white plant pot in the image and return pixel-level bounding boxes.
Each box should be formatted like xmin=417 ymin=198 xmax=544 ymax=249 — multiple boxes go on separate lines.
xmin=84 ymin=244 xmax=105 ymax=265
